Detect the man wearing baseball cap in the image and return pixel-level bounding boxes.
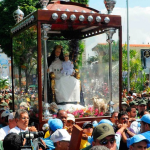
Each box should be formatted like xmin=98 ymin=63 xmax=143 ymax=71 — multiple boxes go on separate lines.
xmin=127 ymin=134 xmax=149 ymax=150
xmin=50 ymin=129 xmax=71 ymax=150
xmin=80 ymin=122 xmax=93 ymax=149
xmin=137 ymin=99 xmax=147 ymax=118
xmin=66 ymin=114 xmax=75 ymax=135
xmin=43 ymin=119 xmax=63 ymax=150
xmin=0 ymin=112 xmax=16 ymax=140
xmin=82 ymin=123 xmax=116 ymax=150
xmin=140 ymin=114 xmax=150 ymax=148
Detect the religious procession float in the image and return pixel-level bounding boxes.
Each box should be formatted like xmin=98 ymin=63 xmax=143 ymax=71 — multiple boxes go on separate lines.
xmin=11 ymin=0 xmax=122 ymax=130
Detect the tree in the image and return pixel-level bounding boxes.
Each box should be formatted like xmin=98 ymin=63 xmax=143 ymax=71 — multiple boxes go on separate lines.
xmin=87 ymin=56 xmax=98 ymax=65
xmin=0 ymin=78 xmax=9 ymax=91
xmin=122 ymin=44 xmax=145 ymax=92
xmin=92 ymin=41 xmax=119 ymax=63
xmin=13 ymin=26 xmax=37 ymax=93
xmin=0 ymin=0 xmax=40 ymax=56
xmin=70 ymin=0 xmax=89 ymax=4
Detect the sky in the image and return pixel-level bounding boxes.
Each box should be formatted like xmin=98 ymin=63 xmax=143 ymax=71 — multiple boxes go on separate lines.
xmin=85 ymin=0 xmax=150 ymax=57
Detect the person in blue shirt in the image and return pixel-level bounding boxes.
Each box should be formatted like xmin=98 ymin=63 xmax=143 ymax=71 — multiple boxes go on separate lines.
xmin=139 ymin=114 xmax=150 ymax=148
xmin=127 ymin=134 xmax=149 ymax=150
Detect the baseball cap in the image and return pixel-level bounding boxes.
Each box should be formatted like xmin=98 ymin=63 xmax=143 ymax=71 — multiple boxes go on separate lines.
xmin=132 ymin=93 xmax=137 ymax=97
xmin=0 ymin=102 xmax=8 ymax=107
xmin=20 ymin=102 xmax=28 ymax=108
xmin=92 ymin=123 xmax=115 ymax=141
xmin=129 ymin=101 xmax=138 ymax=106
xmin=128 ymin=134 xmax=149 ymax=148
xmin=121 ymin=102 xmax=128 ymax=105
xmin=82 ymin=122 xmax=93 ymax=129
xmin=98 ymin=119 xmax=113 ymax=126
xmin=1 ymin=110 xmax=10 ymax=117
xmin=4 ymin=95 xmax=10 ymax=99
xmin=140 ymin=114 xmax=150 ymax=124
xmin=48 ymin=118 xmax=63 ymax=132
xmin=8 ymin=112 xmax=16 ymax=120
xmin=67 ymin=114 xmax=75 ymax=122
xmin=138 ymin=99 xmax=146 ymax=105
xmin=50 ymin=129 xmax=71 ymax=143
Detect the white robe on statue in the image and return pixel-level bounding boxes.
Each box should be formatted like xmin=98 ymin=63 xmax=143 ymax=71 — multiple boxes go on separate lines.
xmin=49 ymin=58 xmax=84 ymax=112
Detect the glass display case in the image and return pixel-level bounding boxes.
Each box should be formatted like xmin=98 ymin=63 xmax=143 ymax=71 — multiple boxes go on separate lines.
xmin=11 ymin=1 xmax=122 ymax=129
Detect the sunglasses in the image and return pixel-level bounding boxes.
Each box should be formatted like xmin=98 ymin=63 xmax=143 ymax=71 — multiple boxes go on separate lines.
xmin=65 ymin=55 xmax=69 ymax=57
xmin=122 ymin=117 xmax=129 ymax=120
xmin=100 ymin=138 xmax=115 ymax=145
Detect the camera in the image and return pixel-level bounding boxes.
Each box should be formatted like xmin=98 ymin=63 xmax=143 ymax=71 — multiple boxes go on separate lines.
xmin=19 ymin=131 xmax=47 ymax=150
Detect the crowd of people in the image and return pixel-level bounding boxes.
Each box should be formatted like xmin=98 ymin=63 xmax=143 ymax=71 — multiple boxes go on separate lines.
xmin=1 ymin=89 xmax=150 ymax=150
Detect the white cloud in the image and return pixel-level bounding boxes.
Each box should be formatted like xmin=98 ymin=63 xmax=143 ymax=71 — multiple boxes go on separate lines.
xmin=85 ymin=7 xmax=150 ymax=58
xmin=112 ymin=6 xmax=150 ymax=44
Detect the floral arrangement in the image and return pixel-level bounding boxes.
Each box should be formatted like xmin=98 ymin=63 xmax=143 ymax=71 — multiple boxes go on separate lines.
xmin=66 ymin=105 xmax=104 ymax=118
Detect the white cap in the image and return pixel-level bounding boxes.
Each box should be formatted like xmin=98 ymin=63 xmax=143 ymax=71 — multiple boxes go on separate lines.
xmin=1 ymin=110 xmax=10 ymax=117
xmin=8 ymin=112 xmax=16 ymax=120
xmin=67 ymin=114 xmax=75 ymax=122
xmin=20 ymin=102 xmax=28 ymax=108
xmin=50 ymin=129 xmax=71 ymax=143
xmin=121 ymin=102 xmax=128 ymax=105
xmin=133 ymin=93 xmax=137 ymax=96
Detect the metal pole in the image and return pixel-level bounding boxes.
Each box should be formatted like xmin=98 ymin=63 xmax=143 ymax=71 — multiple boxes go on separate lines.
xmin=127 ymin=0 xmax=130 ymax=92
xmin=42 ymin=24 xmax=51 ymax=103
xmin=44 ymin=39 xmax=48 ymax=103
xmin=105 ymin=28 xmax=116 ymax=115
xmin=109 ymin=42 xmax=112 ymax=103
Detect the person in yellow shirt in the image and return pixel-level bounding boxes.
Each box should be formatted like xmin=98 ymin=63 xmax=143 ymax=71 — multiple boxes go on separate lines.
xmin=80 ymin=122 xmax=93 ymax=149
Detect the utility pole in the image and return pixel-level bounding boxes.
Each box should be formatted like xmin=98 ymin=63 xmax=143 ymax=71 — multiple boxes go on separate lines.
xmin=127 ymin=0 xmax=130 ymax=92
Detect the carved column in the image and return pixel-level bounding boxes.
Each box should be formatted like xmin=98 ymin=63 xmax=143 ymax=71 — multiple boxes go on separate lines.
xmin=105 ymin=28 xmax=116 ymax=115
xmin=42 ymin=24 xmax=51 ymax=104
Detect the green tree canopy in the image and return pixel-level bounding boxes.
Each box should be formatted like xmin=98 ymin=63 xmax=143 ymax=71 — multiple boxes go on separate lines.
xmin=0 ymin=79 xmax=9 ymax=90
xmin=0 ymin=0 xmax=40 ymax=56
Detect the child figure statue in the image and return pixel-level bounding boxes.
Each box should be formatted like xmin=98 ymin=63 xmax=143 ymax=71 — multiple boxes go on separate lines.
xmin=61 ymin=52 xmax=74 ymax=76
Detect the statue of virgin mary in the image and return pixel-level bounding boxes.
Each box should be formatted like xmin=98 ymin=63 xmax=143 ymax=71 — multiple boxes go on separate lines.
xmin=47 ymin=45 xmax=84 ymax=112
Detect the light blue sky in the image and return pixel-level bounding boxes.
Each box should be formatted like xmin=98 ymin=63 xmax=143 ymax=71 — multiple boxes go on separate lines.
xmin=89 ymin=0 xmax=150 ymax=10
xmin=86 ymin=0 xmax=150 ymax=57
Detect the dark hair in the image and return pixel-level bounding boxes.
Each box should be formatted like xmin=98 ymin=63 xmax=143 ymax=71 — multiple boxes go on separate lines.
xmin=139 ymin=110 xmax=149 ymax=117
xmin=3 ymin=133 xmax=23 ymax=150
xmin=47 ymin=45 xmax=64 ymax=67
xmin=126 ymin=107 xmax=131 ymax=113
xmin=128 ymin=91 xmax=133 ymax=96
xmin=111 ymin=111 xmax=119 ymax=117
xmin=141 ymin=121 xmax=150 ymax=128
xmin=131 ymin=106 xmax=136 ymax=110
xmin=118 ymin=111 xmax=128 ymax=120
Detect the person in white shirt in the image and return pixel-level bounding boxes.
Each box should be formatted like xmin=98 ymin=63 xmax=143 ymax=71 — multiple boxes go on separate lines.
xmin=9 ymin=109 xmax=37 ymax=134
xmin=0 ymin=112 xmax=16 ymax=141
